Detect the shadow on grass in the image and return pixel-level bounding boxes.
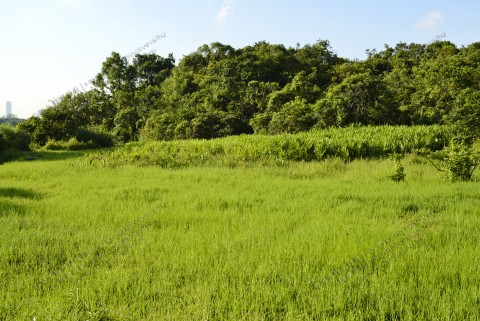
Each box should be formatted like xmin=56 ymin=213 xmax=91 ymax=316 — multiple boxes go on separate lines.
xmin=0 ymin=187 xmax=41 ymax=200
xmin=18 ymin=150 xmax=91 ymax=162
xmin=1 ymin=148 xmax=115 ymax=164
xmin=0 ymin=200 xmax=27 ymax=216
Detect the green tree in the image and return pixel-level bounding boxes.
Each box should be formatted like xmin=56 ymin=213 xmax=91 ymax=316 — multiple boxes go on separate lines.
xmin=318 ymin=73 xmax=397 ymax=126
xmin=133 ymin=53 xmax=175 ymax=87
xmin=295 ymin=39 xmax=342 ymax=89
xmin=408 ymin=41 xmax=461 ymax=124
xmin=447 ymin=89 xmax=480 ymax=143
xmin=268 ymin=97 xmax=316 ymax=134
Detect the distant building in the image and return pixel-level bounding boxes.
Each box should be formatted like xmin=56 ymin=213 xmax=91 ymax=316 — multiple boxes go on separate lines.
xmin=6 ymin=101 xmax=12 ymax=117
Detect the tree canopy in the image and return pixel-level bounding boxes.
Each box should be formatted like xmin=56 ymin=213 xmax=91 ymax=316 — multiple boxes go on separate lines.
xmin=19 ymin=39 xmax=480 ymax=145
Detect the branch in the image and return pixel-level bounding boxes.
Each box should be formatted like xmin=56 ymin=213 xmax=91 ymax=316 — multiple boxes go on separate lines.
xmin=424 ymin=154 xmax=446 ymax=173
xmin=469 ymin=161 xmax=479 ymax=177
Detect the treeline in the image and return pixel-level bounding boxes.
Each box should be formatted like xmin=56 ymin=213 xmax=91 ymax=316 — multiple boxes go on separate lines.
xmin=0 ymin=116 xmax=24 ymax=127
xmin=18 ymin=39 xmax=480 ymax=146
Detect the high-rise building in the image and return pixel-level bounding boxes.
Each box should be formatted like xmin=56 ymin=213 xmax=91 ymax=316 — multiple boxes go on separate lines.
xmin=6 ymin=101 xmax=12 ymax=117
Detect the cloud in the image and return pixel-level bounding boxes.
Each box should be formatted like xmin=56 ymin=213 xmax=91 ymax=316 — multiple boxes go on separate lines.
xmin=216 ymin=0 xmax=236 ymax=22
xmin=416 ymin=11 xmax=445 ymax=29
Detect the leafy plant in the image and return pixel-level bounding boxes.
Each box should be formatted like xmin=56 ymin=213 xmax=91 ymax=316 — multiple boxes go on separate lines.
xmin=389 ymin=154 xmax=406 ymax=182
xmin=88 ymin=125 xmax=451 ymax=168
xmin=43 ymin=138 xmax=98 ymax=151
xmin=423 ymin=142 xmax=480 ymax=181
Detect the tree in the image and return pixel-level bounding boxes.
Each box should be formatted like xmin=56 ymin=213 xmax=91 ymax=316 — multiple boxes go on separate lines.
xmin=318 ymin=73 xmax=397 ymax=126
xmin=18 ymin=39 xmax=480 ymax=146
xmin=446 ymin=89 xmax=480 ymax=143
xmin=295 ymin=39 xmax=342 ymax=89
xmin=133 ymin=53 xmax=175 ymax=87
xmin=407 ymin=41 xmax=461 ymax=124
xmin=268 ymin=98 xmax=316 ymax=134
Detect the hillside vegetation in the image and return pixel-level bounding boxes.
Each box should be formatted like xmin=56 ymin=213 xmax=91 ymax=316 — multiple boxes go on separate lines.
xmin=15 ymin=40 xmax=480 ymax=146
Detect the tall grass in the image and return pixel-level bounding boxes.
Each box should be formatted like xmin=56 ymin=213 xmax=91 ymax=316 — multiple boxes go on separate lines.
xmin=0 ymin=152 xmax=479 ymax=320
xmin=90 ymin=125 xmax=451 ymax=168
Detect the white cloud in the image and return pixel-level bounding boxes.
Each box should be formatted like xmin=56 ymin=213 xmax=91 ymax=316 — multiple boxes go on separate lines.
xmin=216 ymin=0 xmax=236 ymax=22
xmin=416 ymin=11 xmax=445 ymax=29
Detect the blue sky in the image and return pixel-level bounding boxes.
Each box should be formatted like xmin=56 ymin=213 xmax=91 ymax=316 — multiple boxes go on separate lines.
xmin=1 ymin=0 xmax=479 ymax=118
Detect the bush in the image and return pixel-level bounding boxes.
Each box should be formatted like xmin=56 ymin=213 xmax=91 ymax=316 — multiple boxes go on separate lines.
xmin=424 ymin=142 xmax=480 ymax=181
xmin=0 ymin=125 xmax=31 ymax=152
xmin=76 ymin=127 xmax=115 ymax=148
xmin=0 ymin=125 xmax=31 ymax=164
xmin=268 ymin=98 xmax=316 ymax=134
xmin=389 ymin=154 xmax=406 ymax=182
xmin=43 ymin=138 xmax=97 ymax=151
xmin=43 ymin=140 xmax=69 ymax=151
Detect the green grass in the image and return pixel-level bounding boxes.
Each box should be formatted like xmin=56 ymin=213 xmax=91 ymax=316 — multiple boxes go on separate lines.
xmin=1 ymin=151 xmax=479 ymax=320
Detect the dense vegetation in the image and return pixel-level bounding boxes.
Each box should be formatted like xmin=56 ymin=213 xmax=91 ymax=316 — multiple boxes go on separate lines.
xmin=1 ymin=154 xmax=479 ymax=320
xmin=16 ymin=40 xmax=480 ymax=145
xmin=89 ymin=125 xmax=451 ymax=168
xmin=0 ymin=116 xmax=24 ymax=127
xmin=0 ymin=125 xmax=30 ymax=163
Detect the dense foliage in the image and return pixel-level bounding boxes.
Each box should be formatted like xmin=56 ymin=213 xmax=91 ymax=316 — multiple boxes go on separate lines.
xmin=0 ymin=125 xmax=30 ymax=163
xmin=423 ymin=142 xmax=480 ymax=181
xmin=0 ymin=116 xmax=24 ymax=127
xmin=18 ymin=40 xmax=480 ymax=145
xmin=88 ymin=125 xmax=451 ymax=168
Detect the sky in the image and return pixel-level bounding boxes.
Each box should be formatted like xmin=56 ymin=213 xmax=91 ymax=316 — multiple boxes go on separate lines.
xmin=1 ymin=0 xmax=479 ymax=119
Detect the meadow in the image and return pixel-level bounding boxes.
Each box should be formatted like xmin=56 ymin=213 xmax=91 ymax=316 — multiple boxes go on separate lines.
xmin=1 ymin=128 xmax=479 ymax=320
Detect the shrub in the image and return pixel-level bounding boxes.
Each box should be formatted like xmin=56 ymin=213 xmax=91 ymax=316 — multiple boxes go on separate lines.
xmin=76 ymin=127 xmax=115 ymax=148
xmin=0 ymin=125 xmax=31 ymax=152
xmin=389 ymin=154 xmax=406 ymax=182
xmin=43 ymin=138 xmax=96 ymax=151
xmin=268 ymin=98 xmax=316 ymax=134
xmin=424 ymin=142 xmax=480 ymax=181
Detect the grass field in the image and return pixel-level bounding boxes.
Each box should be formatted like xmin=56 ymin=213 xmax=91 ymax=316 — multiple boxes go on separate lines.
xmin=1 ymin=149 xmax=479 ymax=320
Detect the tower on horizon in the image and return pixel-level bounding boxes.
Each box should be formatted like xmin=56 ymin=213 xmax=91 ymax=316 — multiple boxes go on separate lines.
xmin=6 ymin=101 xmax=12 ymax=117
